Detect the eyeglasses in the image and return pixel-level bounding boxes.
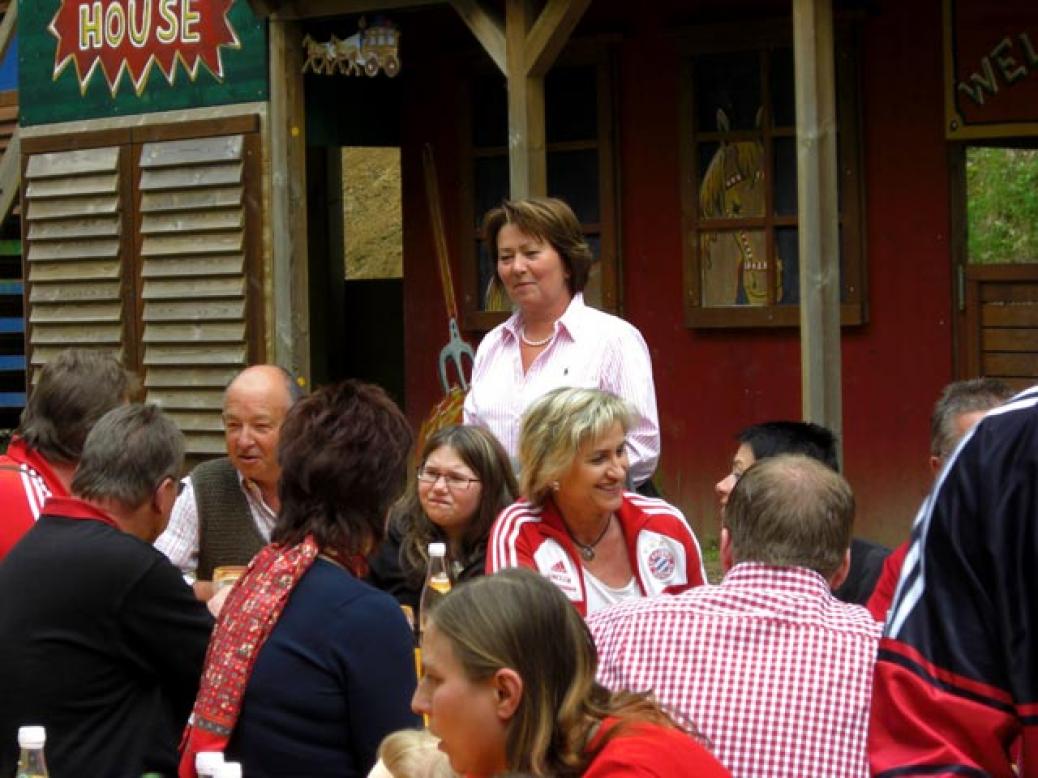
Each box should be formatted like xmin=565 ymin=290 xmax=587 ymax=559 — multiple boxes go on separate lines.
xmin=417 ymin=467 xmax=480 ymax=490
xmin=154 ymin=477 xmax=186 ymax=501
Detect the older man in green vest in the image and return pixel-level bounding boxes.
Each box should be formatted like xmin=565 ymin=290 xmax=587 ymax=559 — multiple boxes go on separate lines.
xmin=155 ymin=364 xmax=303 ymax=599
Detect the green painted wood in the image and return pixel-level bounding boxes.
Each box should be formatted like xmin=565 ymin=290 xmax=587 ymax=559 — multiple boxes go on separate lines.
xmin=19 ymin=0 xmax=269 ymax=126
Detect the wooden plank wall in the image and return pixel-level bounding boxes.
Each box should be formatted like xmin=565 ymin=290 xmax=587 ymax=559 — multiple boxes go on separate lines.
xmin=0 ymin=93 xmax=18 ymax=163
xmin=965 ymin=264 xmax=1038 ymax=392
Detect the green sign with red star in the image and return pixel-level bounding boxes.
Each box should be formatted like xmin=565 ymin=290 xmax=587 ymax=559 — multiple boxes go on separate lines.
xmin=20 ymin=0 xmax=268 ymax=126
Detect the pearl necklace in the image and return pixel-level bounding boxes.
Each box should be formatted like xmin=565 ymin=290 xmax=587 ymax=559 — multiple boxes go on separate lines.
xmin=520 ymin=326 xmax=555 ymax=348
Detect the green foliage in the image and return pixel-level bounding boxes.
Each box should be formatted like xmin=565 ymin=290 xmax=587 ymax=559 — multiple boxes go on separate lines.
xmin=967 ymin=147 xmax=1038 ymax=264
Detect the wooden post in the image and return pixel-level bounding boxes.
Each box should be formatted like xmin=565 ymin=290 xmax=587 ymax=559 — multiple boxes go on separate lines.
xmin=0 ymin=2 xmax=16 ymax=72
xmin=0 ymin=127 xmax=19 ymax=226
xmin=793 ymin=0 xmax=842 ymax=458
xmin=505 ymin=0 xmax=545 ymax=199
xmin=451 ymin=0 xmax=591 ymax=199
xmin=268 ymin=20 xmax=311 ymax=384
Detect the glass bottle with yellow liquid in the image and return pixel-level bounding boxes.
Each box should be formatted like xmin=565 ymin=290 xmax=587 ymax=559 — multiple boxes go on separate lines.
xmin=15 ymin=726 xmax=48 ymax=778
xmin=418 ymin=542 xmax=452 ymax=639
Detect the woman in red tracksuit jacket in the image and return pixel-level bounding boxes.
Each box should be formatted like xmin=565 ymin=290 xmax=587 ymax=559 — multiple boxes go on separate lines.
xmin=486 ymin=386 xmax=707 ymax=617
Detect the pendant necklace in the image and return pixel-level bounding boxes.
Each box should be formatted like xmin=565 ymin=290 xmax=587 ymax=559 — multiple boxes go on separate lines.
xmin=568 ymin=515 xmax=613 ymax=562
xmin=520 ymin=325 xmax=555 ymax=348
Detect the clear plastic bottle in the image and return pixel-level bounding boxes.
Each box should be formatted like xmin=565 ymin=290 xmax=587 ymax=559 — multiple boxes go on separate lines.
xmin=214 ymin=762 xmax=242 ymax=778
xmin=15 ymin=726 xmax=48 ymax=778
xmin=418 ymin=542 xmax=452 ymax=638
xmin=196 ymin=751 xmax=225 ymax=777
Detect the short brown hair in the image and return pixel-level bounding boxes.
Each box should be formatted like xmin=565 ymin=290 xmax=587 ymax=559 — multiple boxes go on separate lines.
xmin=482 ymin=198 xmax=592 ymax=296
xmin=20 ymin=349 xmax=134 ymax=464
xmin=724 ymin=454 xmax=854 ymax=578
xmin=272 ymin=380 xmax=413 ymax=559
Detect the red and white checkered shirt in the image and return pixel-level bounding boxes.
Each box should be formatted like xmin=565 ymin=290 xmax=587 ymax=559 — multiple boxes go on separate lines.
xmin=588 ymin=563 xmax=881 ymax=778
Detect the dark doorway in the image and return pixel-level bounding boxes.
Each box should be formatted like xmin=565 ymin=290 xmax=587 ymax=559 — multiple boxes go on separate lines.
xmin=304 ymin=38 xmax=405 ymax=407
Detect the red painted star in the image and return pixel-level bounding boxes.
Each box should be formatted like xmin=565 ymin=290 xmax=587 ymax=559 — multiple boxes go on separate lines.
xmin=49 ymin=0 xmax=240 ymax=96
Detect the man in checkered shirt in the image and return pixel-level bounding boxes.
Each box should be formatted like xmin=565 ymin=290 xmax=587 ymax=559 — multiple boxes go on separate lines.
xmin=588 ymin=454 xmax=881 ymax=778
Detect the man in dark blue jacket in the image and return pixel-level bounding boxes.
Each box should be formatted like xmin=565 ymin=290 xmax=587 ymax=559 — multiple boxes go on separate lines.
xmin=0 ymin=404 xmax=212 ymax=778
xmin=869 ymin=385 xmax=1038 ymax=776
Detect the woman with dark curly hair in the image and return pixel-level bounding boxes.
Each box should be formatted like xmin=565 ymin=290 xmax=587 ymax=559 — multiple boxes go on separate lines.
xmin=180 ymin=380 xmax=420 ymax=778
xmin=368 ymin=425 xmax=517 ymax=611
xmin=412 ymin=568 xmax=729 ymax=777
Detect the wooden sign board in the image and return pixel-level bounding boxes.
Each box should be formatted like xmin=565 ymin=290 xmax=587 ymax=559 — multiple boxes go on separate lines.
xmin=19 ymin=0 xmax=268 ymax=126
xmin=944 ymin=0 xmax=1038 ymax=139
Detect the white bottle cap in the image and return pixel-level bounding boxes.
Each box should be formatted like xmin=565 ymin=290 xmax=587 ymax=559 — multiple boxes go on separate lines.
xmin=214 ymin=762 xmax=242 ymax=778
xmin=428 ymin=542 xmax=447 ymax=556
xmin=17 ymin=726 xmax=45 ymax=749
xmin=196 ymin=751 xmax=225 ymax=774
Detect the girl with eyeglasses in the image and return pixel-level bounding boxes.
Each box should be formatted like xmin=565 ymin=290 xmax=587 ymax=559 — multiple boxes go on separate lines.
xmin=368 ymin=425 xmax=517 ymax=612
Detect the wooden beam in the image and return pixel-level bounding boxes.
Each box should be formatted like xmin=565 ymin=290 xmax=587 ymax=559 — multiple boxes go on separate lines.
xmin=268 ymin=20 xmax=311 ymax=384
xmin=450 ymin=0 xmax=589 ymax=199
xmin=0 ymin=0 xmax=17 ymax=68
xmin=246 ymin=0 xmax=279 ymax=20
xmin=269 ymin=0 xmax=443 ymax=20
xmin=793 ymin=0 xmax=842 ymax=456
xmin=505 ymin=0 xmax=545 ymax=198
xmin=524 ymin=0 xmax=592 ymax=77
xmin=0 ymin=126 xmax=18 ymax=228
xmin=450 ymin=0 xmax=506 ymax=74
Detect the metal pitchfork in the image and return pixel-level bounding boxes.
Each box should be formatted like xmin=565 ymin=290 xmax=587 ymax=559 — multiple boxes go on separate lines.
xmin=422 ymin=144 xmax=475 ymax=393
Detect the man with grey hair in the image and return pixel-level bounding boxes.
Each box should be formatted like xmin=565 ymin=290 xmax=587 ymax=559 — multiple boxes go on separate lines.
xmin=589 ymin=455 xmax=881 ymax=778
xmin=156 ymin=364 xmax=303 ymax=599
xmin=0 ymin=348 xmax=133 ymax=560
xmin=928 ymin=377 xmax=1012 ymax=472
xmin=865 ymin=376 xmax=1011 ymax=621
xmin=0 ymin=404 xmax=212 ymax=778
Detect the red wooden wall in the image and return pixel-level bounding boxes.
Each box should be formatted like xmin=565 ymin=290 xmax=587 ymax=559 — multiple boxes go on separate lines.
xmin=399 ymin=0 xmax=954 ymax=546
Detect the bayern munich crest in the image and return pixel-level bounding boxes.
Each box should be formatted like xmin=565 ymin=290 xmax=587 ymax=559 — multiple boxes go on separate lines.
xmin=647 ymin=546 xmax=677 ymax=581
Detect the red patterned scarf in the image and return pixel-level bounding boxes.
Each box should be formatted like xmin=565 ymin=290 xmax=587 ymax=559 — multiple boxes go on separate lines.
xmin=178 ymin=535 xmax=320 ymax=777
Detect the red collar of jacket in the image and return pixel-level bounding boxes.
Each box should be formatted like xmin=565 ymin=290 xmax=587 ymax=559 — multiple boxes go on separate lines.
xmin=536 ymin=495 xmax=651 ymax=606
xmin=4 ymin=437 xmax=69 ymax=498
xmin=538 ymin=493 xmax=645 ymax=555
xmin=40 ymin=496 xmax=119 ymax=528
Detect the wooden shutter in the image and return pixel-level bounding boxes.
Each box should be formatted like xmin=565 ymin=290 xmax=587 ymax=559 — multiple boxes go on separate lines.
xmin=23 ymin=146 xmax=127 ymax=380
xmin=964 ymin=264 xmax=1038 ymax=392
xmin=138 ymin=135 xmax=252 ymax=455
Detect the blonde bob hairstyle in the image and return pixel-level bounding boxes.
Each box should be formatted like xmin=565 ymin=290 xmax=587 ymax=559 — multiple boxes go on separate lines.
xmin=428 ymin=568 xmax=682 ymax=776
xmin=518 ymin=387 xmax=634 ymax=506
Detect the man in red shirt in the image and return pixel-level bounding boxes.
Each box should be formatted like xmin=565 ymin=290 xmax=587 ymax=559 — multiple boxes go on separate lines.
xmin=0 ymin=348 xmax=132 ymax=560
xmin=865 ymin=377 xmax=1011 ymax=622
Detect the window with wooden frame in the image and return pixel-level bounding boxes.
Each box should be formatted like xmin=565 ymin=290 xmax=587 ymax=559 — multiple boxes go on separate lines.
xmin=679 ymin=22 xmax=866 ymax=328
xmin=459 ymin=42 xmax=620 ymax=331
xmin=21 ymin=116 xmax=265 ymax=456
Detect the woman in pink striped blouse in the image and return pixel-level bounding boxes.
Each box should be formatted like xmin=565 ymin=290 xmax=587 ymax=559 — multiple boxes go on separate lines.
xmin=462 ymin=197 xmax=661 ymax=489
